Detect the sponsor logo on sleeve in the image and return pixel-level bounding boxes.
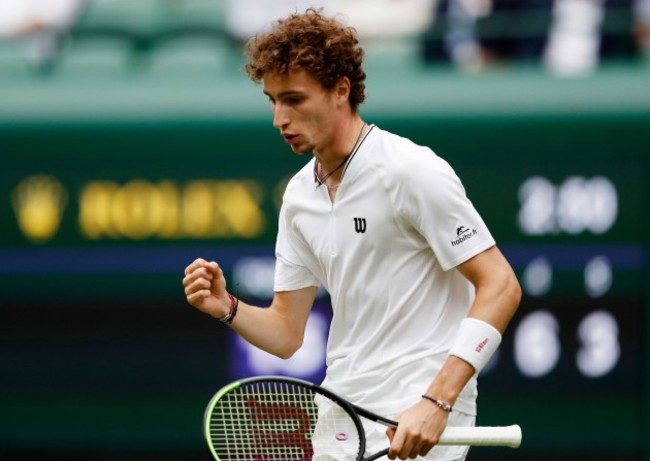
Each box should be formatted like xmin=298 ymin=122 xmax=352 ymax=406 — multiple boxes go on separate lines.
xmin=451 ymin=225 xmax=477 ymax=247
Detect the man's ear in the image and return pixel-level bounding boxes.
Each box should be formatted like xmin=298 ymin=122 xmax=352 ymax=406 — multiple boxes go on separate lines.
xmin=335 ymin=76 xmax=351 ymax=104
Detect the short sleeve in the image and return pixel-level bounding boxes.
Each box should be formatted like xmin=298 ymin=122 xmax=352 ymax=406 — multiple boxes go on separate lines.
xmin=274 ymin=205 xmax=321 ymax=291
xmin=396 ymin=151 xmax=495 ymax=271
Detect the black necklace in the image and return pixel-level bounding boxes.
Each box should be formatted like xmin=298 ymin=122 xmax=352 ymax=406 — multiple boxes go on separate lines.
xmin=314 ymin=123 xmax=366 ymax=189
xmin=313 ymin=155 xmax=350 ymax=188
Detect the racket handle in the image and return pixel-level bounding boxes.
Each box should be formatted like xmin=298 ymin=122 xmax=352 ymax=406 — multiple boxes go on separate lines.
xmin=439 ymin=424 xmax=522 ymax=448
xmin=366 ymin=424 xmax=522 ymax=461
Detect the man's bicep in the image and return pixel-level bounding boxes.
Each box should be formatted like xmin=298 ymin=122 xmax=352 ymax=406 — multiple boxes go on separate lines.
xmin=456 ymin=245 xmax=504 ymax=286
xmin=456 ymin=245 xmax=521 ymax=332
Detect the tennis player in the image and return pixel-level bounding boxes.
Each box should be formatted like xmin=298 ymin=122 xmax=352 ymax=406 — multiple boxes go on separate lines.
xmin=183 ymin=8 xmax=521 ymax=461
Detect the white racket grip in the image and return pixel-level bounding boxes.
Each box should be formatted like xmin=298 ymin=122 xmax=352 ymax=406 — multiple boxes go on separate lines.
xmin=439 ymin=424 xmax=522 ymax=448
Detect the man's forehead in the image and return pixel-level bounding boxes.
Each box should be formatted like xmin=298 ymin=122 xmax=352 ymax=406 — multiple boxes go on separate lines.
xmin=262 ymin=69 xmax=321 ymax=95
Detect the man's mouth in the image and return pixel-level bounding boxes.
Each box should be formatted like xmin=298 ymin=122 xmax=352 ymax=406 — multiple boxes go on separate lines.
xmin=283 ymin=133 xmax=298 ymax=144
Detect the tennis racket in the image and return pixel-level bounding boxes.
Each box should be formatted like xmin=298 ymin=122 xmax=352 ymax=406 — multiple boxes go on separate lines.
xmin=204 ymin=375 xmax=521 ymax=461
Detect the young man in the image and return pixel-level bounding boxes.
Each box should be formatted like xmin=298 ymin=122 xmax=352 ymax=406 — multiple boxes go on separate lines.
xmin=183 ymin=8 xmax=521 ymax=461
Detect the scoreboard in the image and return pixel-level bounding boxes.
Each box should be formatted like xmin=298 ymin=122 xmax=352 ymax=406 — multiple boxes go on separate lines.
xmin=1 ymin=72 xmax=648 ymax=460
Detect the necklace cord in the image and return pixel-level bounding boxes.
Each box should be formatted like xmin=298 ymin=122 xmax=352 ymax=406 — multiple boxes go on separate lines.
xmin=314 ymin=123 xmax=367 ymax=188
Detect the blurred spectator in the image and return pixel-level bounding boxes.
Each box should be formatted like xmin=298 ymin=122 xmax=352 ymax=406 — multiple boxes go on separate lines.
xmin=481 ymin=0 xmax=553 ymax=63
xmin=544 ymin=0 xmax=647 ymax=75
xmin=442 ymin=0 xmax=491 ymax=72
xmin=0 ymin=0 xmax=84 ymax=69
xmin=225 ymin=0 xmax=334 ymax=45
xmin=635 ymin=0 xmax=650 ymax=57
xmin=422 ymin=0 xmax=644 ymax=73
xmin=333 ymin=0 xmax=436 ymax=40
xmin=543 ymin=0 xmax=606 ymax=76
xmin=0 ymin=0 xmax=82 ymax=37
xmin=421 ymin=0 xmax=554 ymax=71
xmin=226 ymin=1 xmax=436 ymax=45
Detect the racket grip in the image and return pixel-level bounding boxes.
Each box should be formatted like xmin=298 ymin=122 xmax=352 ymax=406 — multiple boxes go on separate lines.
xmin=439 ymin=424 xmax=522 ymax=448
xmin=366 ymin=425 xmax=521 ymax=461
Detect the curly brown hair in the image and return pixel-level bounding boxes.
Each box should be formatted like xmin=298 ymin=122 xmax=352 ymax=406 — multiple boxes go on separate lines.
xmin=244 ymin=8 xmax=366 ymax=111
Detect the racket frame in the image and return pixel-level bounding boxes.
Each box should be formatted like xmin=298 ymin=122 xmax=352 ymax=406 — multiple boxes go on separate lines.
xmin=203 ymin=375 xmax=372 ymax=461
xmin=203 ymin=375 xmax=521 ymax=461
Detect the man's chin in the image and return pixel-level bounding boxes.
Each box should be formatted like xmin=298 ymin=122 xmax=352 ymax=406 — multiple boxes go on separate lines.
xmin=290 ymin=145 xmax=312 ymax=155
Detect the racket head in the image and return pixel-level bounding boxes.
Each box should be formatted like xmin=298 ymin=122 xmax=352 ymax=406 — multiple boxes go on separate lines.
xmin=204 ymin=376 xmax=366 ymax=461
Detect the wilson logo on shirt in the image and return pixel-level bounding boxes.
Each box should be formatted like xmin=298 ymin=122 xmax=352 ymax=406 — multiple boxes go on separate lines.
xmin=353 ymin=217 xmax=367 ymax=234
xmin=451 ymin=225 xmax=477 ymax=246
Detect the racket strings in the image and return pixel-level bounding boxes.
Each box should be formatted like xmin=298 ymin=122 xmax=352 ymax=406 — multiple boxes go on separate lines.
xmin=207 ymin=381 xmax=361 ymax=461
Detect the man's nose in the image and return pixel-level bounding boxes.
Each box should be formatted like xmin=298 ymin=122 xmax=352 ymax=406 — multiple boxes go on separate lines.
xmin=272 ymin=105 xmax=289 ymax=129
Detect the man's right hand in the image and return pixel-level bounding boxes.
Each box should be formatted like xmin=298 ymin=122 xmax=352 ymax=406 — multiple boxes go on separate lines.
xmin=182 ymin=258 xmax=231 ymax=319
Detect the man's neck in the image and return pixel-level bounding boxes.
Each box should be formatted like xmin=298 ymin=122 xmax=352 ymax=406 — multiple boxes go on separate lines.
xmin=313 ymin=115 xmax=365 ymax=173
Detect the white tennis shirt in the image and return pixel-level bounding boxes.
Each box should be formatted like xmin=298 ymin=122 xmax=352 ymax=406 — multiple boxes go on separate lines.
xmin=274 ymin=126 xmax=495 ymax=417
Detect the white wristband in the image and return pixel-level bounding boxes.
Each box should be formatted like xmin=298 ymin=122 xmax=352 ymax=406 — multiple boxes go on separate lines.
xmin=449 ymin=318 xmax=502 ymax=374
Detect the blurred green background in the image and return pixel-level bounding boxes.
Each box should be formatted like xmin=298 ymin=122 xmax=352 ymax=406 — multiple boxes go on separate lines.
xmin=1 ymin=1 xmax=649 ymax=460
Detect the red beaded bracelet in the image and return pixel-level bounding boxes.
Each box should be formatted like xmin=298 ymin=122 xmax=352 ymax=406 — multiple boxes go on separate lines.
xmin=217 ymin=293 xmax=239 ymax=325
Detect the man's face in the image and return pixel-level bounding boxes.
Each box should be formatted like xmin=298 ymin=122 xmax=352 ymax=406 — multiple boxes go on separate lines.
xmin=263 ymin=69 xmax=343 ymax=155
